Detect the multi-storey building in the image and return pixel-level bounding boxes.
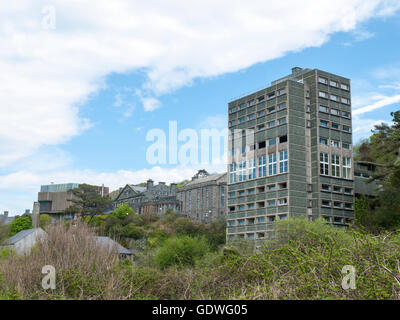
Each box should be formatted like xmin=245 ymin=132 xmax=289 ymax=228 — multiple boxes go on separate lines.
xmin=38 ymin=183 xmax=109 ymax=220
xmin=177 ymin=171 xmax=227 ymax=223
xmin=227 ymin=67 xmax=354 ymax=242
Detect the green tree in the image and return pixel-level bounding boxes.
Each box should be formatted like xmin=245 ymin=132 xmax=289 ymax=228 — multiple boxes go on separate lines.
xmin=9 ymin=216 xmax=33 ymax=236
xmin=122 ymin=223 xmax=145 ymax=239
xmin=63 ymin=184 xmax=112 ymax=220
xmin=112 ymin=203 xmax=134 ymax=220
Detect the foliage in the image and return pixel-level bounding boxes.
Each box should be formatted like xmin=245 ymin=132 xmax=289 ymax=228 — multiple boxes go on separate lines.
xmin=0 ymin=223 xmax=9 ymax=242
xmin=161 ymin=209 xmax=179 ymax=224
xmin=354 ymin=110 xmax=400 ymax=232
xmin=9 ymin=216 xmax=32 ymax=236
xmin=154 ymin=235 xmax=209 ymax=269
xmin=39 ymin=214 xmax=52 ymax=228
xmin=63 ymin=184 xmax=112 ymax=219
xmin=122 ymin=223 xmax=145 ymax=240
xmin=112 ymin=204 xmax=134 ymax=220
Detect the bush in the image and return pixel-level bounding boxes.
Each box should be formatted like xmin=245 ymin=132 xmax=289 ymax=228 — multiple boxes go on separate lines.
xmin=154 ymin=235 xmax=209 ymax=269
xmin=39 ymin=214 xmax=52 ymax=228
xmin=161 ymin=209 xmax=179 ymax=224
xmin=112 ymin=204 xmax=134 ymax=220
xmin=123 ymin=214 xmax=144 ymax=227
xmin=122 ymin=223 xmax=145 ymax=240
xmin=9 ymin=216 xmax=32 ymax=236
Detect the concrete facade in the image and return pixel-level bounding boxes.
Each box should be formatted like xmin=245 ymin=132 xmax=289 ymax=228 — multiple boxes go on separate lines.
xmin=354 ymin=161 xmax=380 ymax=197
xmin=227 ymin=67 xmax=355 ymax=242
xmin=177 ymin=172 xmax=227 ymax=223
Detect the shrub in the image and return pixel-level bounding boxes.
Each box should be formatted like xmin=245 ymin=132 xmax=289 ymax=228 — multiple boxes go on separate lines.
xmin=9 ymin=216 xmax=32 ymax=236
xmin=122 ymin=223 xmax=145 ymax=240
xmin=161 ymin=209 xmax=179 ymax=224
xmin=154 ymin=235 xmax=209 ymax=269
xmin=123 ymin=214 xmax=144 ymax=227
xmin=39 ymin=214 xmax=52 ymax=228
xmin=112 ymin=204 xmax=134 ymax=220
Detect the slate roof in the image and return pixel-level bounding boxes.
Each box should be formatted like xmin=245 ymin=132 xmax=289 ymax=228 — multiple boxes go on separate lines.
xmin=128 ymin=185 xmax=146 ymax=193
xmin=3 ymin=228 xmax=44 ymax=245
xmin=183 ymin=173 xmax=227 ymax=187
xmin=96 ymin=236 xmax=132 ymax=255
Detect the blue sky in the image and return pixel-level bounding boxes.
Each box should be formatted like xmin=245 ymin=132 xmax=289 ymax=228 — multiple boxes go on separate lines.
xmin=1 ymin=1 xmax=400 ymax=215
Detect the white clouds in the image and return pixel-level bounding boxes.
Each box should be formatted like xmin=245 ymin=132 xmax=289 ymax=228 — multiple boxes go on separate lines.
xmin=353 ymin=94 xmax=400 ymax=116
xmin=0 ymin=1 xmax=399 ymax=168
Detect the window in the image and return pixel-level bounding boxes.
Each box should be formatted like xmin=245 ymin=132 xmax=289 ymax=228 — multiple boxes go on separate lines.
xmin=343 ymin=157 xmax=351 ymax=179
xmin=197 ymin=189 xmax=200 ymax=209
xmin=248 ymin=99 xmax=255 ymax=106
xmin=319 ymin=105 xmax=329 ymax=113
xmin=342 ymin=142 xmax=351 ymax=150
xmin=238 ymin=205 xmax=245 ymax=211
xmin=188 ymin=191 xmax=191 ymax=209
xmin=269 ymin=138 xmax=276 ymax=146
xmin=239 ymin=103 xmax=246 ymax=110
xmin=322 ymin=200 xmax=331 ymax=207
xmin=258 ymin=186 xmax=265 ymax=193
xmin=228 ymin=220 xmax=236 ymax=227
xmin=257 ymin=110 xmax=265 ymax=117
xmin=239 ymin=161 xmax=246 ymax=182
xmin=268 ymin=106 xmax=276 ymax=113
xmin=268 ymin=200 xmax=276 ymax=207
xmin=257 ymin=124 xmax=265 ymax=131
xmin=248 ymin=204 xmax=255 ymax=210
xmin=279 ymin=214 xmax=288 ymax=220
xmin=330 ymin=80 xmax=339 ymax=87
xmin=321 ymin=184 xmax=331 ymax=191
xmin=257 ymin=96 xmax=265 ymax=102
xmin=238 ymin=219 xmax=245 ymax=225
xmin=333 ymin=186 xmax=342 ymax=193
xmin=331 ymin=140 xmax=340 ymax=148
xmin=342 ymin=125 xmax=350 ymax=132
xmin=342 ymin=111 xmax=351 ymax=118
xmin=341 ymin=97 xmax=350 ymax=104
xmin=239 ymin=117 xmax=245 ymax=123
xmin=320 ymin=152 xmax=329 ymax=175
xmin=258 ymin=156 xmax=266 ymax=178
xmin=279 ymin=150 xmax=288 ymax=173
xmin=247 ymin=233 xmax=255 ymax=239
xmin=330 ymin=108 xmax=340 ymax=116
xmin=332 ymin=154 xmax=341 ymax=177
xmin=341 ymin=83 xmax=350 ymax=91
xmin=229 ymin=163 xmax=237 ymax=183
xmin=258 ymin=217 xmax=265 ymax=223
xmin=278 ymin=88 xmax=286 ymax=95
xmin=279 ymin=182 xmax=287 ymax=190
xmin=268 ymin=216 xmax=276 ymax=222
xmin=320 ymin=120 xmax=329 ymax=127
xmin=229 ymin=191 xmax=235 ymax=198
xmin=331 ymin=122 xmax=340 ymax=130
xmin=278 ymin=117 xmax=287 ymax=125
xmin=277 ymin=103 xmax=286 ymax=110
xmin=320 ymin=137 xmax=328 ymax=145
xmin=249 ymin=159 xmax=256 ymax=180
xmin=269 ymin=153 xmax=277 ymax=175
xmin=319 ymin=91 xmax=328 ymax=99
xmin=230 ymin=120 xmax=236 ymax=126
xmin=230 ymin=107 xmax=236 ymax=113
xmin=318 ymin=77 xmax=328 ymax=84
xmin=267 ymin=184 xmax=276 ymax=191
xmin=206 ymin=187 xmax=209 ymax=208
xmin=248 ymin=188 xmax=255 ymax=195
xmin=268 ymin=92 xmax=275 ymax=99
xmin=279 ymin=135 xmax=288 ymax=143
xmin=248 ymin=114 xmax=255 ymax=120
xmin=267 ymin=120 xmax=275 ymax=128
xmin=278 ymin=198 xmax=288 ymax=205
xmin=238 ymin=190 xmax=245 ymax=196
xmin=344 ymin=188 xmax=353 ymax=195
xmin=344 ymin=203 xmax=353 ymax=210
xmin=258 ymin=141 xmax=266 ymax=149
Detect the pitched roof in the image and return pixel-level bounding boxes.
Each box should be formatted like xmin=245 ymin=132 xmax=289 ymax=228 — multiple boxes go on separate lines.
xmin=96 ymin=236 xmax=132 ymax=255
xmin=128 ymin=185 xmax=146 ymax=193
xmin=3 ymin=228 xmax=44 ymax=245
xmin=183 ymin=172 xmax=226 ymax=187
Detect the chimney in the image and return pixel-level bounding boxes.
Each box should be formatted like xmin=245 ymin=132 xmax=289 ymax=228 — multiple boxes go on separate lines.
xmin=147 ymin=179 xmax=154 ymax=190
xmin=4 ymin=211 xmax=8 ymax=218
xmin=171 ymin=183 xmax=177 ymax=193
xmin=32 ymin=202 xmax=40 ymax=228
xmin=291 ymin=67 xmax=302 ymax=74
xmin=25 ymin=209 xmax=30 ymax=215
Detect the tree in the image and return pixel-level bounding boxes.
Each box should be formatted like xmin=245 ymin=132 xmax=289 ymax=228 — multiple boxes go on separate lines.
xmin=122 ymin=223 xmax=145 ymax=239
xmin=63 ymin=184 xmax=112 ymax=220
xmin=112 ymin=203 xmax=134 ymax=220
xmin=39 ymin=214 xmax=52 ymax=228
xmin=9 ymin=216 xmax=33 ymax=236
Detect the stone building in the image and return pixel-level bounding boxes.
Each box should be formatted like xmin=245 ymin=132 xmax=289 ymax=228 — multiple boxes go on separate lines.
xmin=354 ymin=161 xmax=380 ymax=197
xmin=113 ymin=180 xmax=181 ymax=216
xmin=227 ymin=67 xmax=354 ymax=242
xmin=177 ymin=171 xmax=227 ymax=223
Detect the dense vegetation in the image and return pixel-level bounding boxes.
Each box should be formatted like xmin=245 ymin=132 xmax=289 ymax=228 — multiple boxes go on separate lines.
xmin=354 ymin=111 xmax=400 ymax=233
xmin=0 ymin=218 xmax=399 ymax=300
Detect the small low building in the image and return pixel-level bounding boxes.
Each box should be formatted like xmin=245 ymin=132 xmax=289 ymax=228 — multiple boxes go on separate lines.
xmin=1 ymin=228 xmax=47 ymax=254
xmin=96 ymin=236 xmax=133 ymax=260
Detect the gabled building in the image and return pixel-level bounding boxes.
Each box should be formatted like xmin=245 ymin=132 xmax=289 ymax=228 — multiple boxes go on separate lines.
xmin=1 ymin=228 xmax=47 ymax=254
xmin=113 ymin=180 xmax=180 ymax=216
